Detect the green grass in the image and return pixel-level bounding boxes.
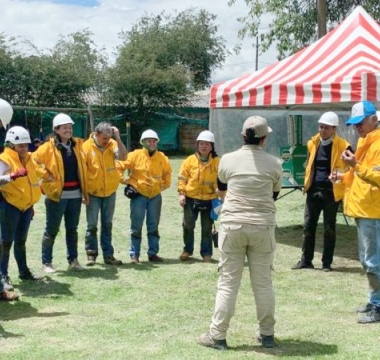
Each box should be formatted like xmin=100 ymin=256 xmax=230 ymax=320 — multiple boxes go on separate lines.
xmin=0 ymin=156 xmax=376 ymax=359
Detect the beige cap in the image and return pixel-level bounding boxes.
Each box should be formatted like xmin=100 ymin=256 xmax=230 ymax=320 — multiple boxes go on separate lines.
xmin=241 ymin=116 xmax=272 ymax=138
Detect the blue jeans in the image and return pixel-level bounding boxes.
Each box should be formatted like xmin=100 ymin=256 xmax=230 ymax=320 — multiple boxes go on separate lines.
xmin=356 ymin=218 xmax=380 ymax=306
xmin=0 ymin=200 xmax=33 ymax=277
xmin=182 ymin=197 xmax=213 ymax=257
xmin=85 ymin=193 xmax=116 ymax=258
xmin=42 ymin=197 xmax=82 ymax=264
xmin=130 ymin=194 xmax=162 ymax=258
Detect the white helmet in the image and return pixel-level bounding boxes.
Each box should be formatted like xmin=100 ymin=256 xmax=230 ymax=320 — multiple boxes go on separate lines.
xmin=196 ymin=130 xmax=215 ymax=143
xmin=140 ymin=129 xmax=159 ymax=143
xmin=5 ymin=126 xmax=31 ymax=144
xmin=318 ymin=112 xmax=339 ymax=127
xmin=53 ymin=113 xmax=74 ymax=129
xmin=0 ymin=99 xmax=13 ymax=127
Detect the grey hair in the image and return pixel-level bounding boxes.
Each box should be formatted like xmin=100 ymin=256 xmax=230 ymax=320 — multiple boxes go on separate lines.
xmin=95 ymin=122 xmax=113 ymax=136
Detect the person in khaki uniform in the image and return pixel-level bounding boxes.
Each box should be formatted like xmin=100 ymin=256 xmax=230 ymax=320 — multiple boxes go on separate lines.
xmin=199 ymin=116 xmax=283 ymax=350
xmin=82 ymin=122 xmax=127 ymax=266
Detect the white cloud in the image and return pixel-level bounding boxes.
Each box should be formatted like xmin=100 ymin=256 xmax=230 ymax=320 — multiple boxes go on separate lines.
xmin=0 ymin=0 xmax=277 ymax=84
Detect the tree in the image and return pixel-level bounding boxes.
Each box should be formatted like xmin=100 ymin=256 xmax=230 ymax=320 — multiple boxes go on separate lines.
xmin=108 ymin=8 xmax=228 ymax=123
xmin=229 ymin=0 xmax=380 ymax=59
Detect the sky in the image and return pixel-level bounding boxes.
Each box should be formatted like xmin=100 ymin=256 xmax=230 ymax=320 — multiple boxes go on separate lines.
xmin=1 ymin=0 xmax=277 ymax=85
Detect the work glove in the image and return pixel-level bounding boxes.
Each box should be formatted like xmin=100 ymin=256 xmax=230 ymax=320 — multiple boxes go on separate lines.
xmin=10 ymin=168 xmax=28 ymax=180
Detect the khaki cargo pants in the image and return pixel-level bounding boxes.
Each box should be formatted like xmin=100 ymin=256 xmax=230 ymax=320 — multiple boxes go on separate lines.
xmin=209 ymin=222 xmax=276 ymax=339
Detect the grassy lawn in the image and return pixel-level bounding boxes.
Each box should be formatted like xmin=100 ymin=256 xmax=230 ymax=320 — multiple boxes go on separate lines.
xmin=0 ymin=156 xmax=377 ymax=359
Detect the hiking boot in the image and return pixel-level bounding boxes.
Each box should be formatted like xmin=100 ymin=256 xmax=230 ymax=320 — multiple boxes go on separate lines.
xmin=0 ymin=290 xmax=19 ymax=301
xmin=322 ymin=265 xmax=333 ymax=272
xmin=256 ymin=333 xmax=275 ymax=348
xmin=198 ymin=333 xmax=228 ymax=350
xmin=68 ymin=259 xmax=85 ymax=271
xmin=355 ymin=303 xmax=372 ymax=313
xmin=130 ymin=257 xmax=140 ymax=264
xmin=179 ymin=251 xmax=192 ymax=261
xmin=86 ymin=255 xmax=96 ymax=266
xmin=148 ymin=255 xmax=163 ymax=263
xmin=104 ymin=256 xmax=123 ymax=265
xmin=42 ymin=263 xmax=56 ymax=274
xmin=291 ymin=260 xmax=314 ymax=270
xmin=2 ymin=275 xmax=14 ymax=291
xmin=203 ymin=256 xmax=212 ymax=263
xmin=357 ymin=305 xmax=380 ymax=323
xmin=19 ymin=271 xmax=42 ymax=281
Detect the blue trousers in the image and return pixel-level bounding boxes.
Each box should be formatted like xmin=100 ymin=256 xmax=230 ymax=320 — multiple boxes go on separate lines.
xmin=129 ymin=194 xmax=162 ymax=258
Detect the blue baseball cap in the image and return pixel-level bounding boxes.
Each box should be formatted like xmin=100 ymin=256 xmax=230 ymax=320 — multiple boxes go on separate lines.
xmin=346 ymin=101 xmax=377 ymax=125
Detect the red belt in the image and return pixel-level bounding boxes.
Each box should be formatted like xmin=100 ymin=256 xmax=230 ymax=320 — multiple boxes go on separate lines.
xmin=64 ymin=181 xmax=80 ymax=187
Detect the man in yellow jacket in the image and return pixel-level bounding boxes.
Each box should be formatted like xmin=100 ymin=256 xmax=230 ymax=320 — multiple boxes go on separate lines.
xmin=339 ymin=101 xmax=380 ymax=323
xmin=292 ymin=112 xmax=352 ymax=271
xmin=82 ymin=122 xmax=127 ymax=266
xmin=0 ymin=101 xmax=20 ymax=301
xmin=118 ymin=129 xmax=171 ymax=263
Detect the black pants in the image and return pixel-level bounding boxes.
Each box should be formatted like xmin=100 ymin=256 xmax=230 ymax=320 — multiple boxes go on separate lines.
xmin=301 ymin=189 xmax=339 ymax=267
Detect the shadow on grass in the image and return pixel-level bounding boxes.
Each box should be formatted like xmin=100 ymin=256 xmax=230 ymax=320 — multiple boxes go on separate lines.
xmin=0 ymin=301 xmax=69 ymax=321
xmin=15 ymin=276 xmax=73 ymax=298
xmin=55 ymin=266 xmax=119 ymax=280
xmin=276 ymin=223 xmax=359 ymax=262
xmin=0 ymin=324 xmax=23 ymax=338
xmin=232 ymin=338 xmax=337 ymax=356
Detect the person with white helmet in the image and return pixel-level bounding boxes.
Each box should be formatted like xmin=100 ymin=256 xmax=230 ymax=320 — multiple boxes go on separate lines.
xmin=82 ymin=122 xmax=127 ymax=266
xmin=0 ymin=126 xmax=41 ymax=297
xmin=33 ymin=113 xmax=89 ymax=273
xmin=117 ymin=129 xmax=171 ymax=263
xmin=0 ymin=98 xmax=13 ymax=153
xmin=292 ymin=111 xmax=352 ymax=271
xmin=177 ymin=130 xmax=219 ymax=262
xmin=0 ymin=103 xmax=21 ymax=301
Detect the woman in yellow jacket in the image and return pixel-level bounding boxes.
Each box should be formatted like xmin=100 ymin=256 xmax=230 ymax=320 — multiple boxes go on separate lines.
xmin=33 ymin=113 xmax=88 ymax=274
xmin=118 ymin=129 xmax=171 ymax=263
xmin=178 ymin=130 xmax=220 ymax=262
xmin=0 ymin=126 xmax=41 ymax=291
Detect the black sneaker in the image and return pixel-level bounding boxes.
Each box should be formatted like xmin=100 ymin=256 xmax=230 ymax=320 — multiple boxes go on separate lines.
xmin=19 ymin=271 xmax=42 ymax=281
xmin=148 ymin=255 xmax=164 ymax=263
xmin=357 ymin=305 xmax=380 ymax=323
xmin=2 ymin=275 xmax=14 ymax=291
xmin=291 ymin=260 xmax=314 ymax=270
xmin=104 ymin=256 xmax=123 ymax=265
xmin=355 ymin=303 xmax=372 ymax=313
xmin=256 ymin=333 xmax=275 ymax=348
xmin=198 ymin=333 xmax=228 ymax=350
xmin=322 ymin=265 xmax=333 ymax=272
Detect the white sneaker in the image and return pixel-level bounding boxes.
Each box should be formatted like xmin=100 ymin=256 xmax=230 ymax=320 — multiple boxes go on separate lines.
xmin=42 ymin=263 xmax=56 ymax=274
xmin=68 ymin=259 xmax=85 ymax=271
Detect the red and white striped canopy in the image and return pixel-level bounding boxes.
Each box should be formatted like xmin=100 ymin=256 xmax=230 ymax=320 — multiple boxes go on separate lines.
xmin=210 ymin=6 xmax=380 ymax=109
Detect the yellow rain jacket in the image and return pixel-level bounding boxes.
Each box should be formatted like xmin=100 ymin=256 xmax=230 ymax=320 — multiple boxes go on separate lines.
xmin=83 ymin=134 xmax=120 ymax=197
xmin=343 ymin=128 xmax=380 ymax=218
xmin=178 ymin=153 xmax=219 ymax=200
xmin=304 ymin=133 xmax=351 ymax=201
xmin=118 ymin=148 xmax=171 ymax=198
xmin=0 ymin=148 xmax=41 ymax=211
xmin=32 ymin=137 xmax=88 ymax=203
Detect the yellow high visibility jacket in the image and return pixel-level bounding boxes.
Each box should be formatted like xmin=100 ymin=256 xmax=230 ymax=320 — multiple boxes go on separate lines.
xmin=117 ymin=148 xmax=171 ymax=198
xmin=32 ymin=137 xmax=88 ymax=203
xmin=304 ymin=133 xmax=351 ymax=202
xmin=83 ymin=134 xmax=120 ymax=197
xmin=0 ymin=148 xmax=41 ymax=211
xmin=343 ymin=128 xmax=380 ymax=218
xmin=178 ymin=153 xmax=219 ymax=200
